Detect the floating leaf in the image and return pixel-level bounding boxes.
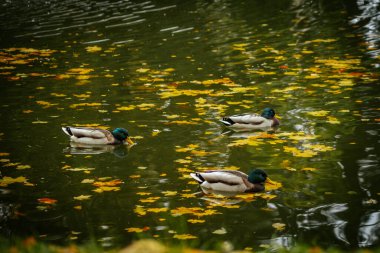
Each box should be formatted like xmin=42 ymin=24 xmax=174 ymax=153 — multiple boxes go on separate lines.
xmin=162 ymin=191 xmax=177 ymax=196
xmin=0 ymin=176 xmax=30 ymax=187
xmin=93 ymin=186 xmax=120 ymax=193
xmin=16 ymin=164 xmax=31 ymax=170
xmin=32 ymin=120 xmax=48 ymax=124
xmin=126 ymin=227 xmax=150 ymax=233
xmin=272 ymin=222 xmax=286 ymax=231
xmin=38 ymin=198 xmax=57 ymax=205
xmin=117 ymin=105 xmax=136 ymax=111
xmin=139 ymin=197 xmax=160 ymax=203
xmin=67 ymin=68 xmax=94 ymax=75
xmin=81 ymin=179 xmax=95 ymax=184
xmin=93 ymin=179 xmax=123 ymax=187
xmin=69 ymin=103 xmax=102 ymax=109
xmin=85 ymin=46 xmax=102 ymax=53
xmin=301 ymin=167 xmax=317 ymax=172
xmin=212 ymin=227 xmax=227 ymax=235
xmin=73 ymin=195 xmax=92 ymax=201
xmin=306 ymin=110 xmax=330 ymax=117
xmin=173 ymin=234 xmax=197 ymax=240
xmin=36 ymin=101 xmax=57 ymax=108
xmin=134 ymin=206 xmax=146 ymax=216
xmin=146 ymin=208 xmax=168 ymax=213
xmin=187 ymin=219 xmax=205 ymax=224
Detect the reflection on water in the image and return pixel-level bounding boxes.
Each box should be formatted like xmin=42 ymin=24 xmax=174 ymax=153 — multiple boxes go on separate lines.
xmin=63 ymin=143 xmax=130 ymax=157
xmin=0 ymin=0 xmax=379 ymax=251
xmin=350 ymin=0 xmax=380 ymax=58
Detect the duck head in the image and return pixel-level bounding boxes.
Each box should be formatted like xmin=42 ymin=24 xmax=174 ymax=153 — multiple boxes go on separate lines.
xmin=112 ymin=128 xmax=134 ymax=145
xmin=248 ymin=169 xmax=268 ymax=184
xmin=261 ymin=108 xmax=276 ymax=119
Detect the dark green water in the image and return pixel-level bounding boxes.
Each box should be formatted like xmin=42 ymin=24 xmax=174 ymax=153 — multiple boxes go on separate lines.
xmin=0 ymin=0 xmax=379 ymax=251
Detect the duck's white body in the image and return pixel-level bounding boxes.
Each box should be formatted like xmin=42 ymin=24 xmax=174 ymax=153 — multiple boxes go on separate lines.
xmin=62 ymin=127 xmax=120 ymax=145
xmin=220 ymin=113 xmax=279 ymax=130
xmin=190 ymin=170 xmax=264 ymax=193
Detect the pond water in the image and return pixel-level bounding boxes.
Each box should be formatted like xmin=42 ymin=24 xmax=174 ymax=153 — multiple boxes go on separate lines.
xmin=0 ymin=0 xmax=379 ymax=251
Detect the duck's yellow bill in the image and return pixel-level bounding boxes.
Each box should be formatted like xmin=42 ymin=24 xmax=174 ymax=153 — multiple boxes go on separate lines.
xmin=126 ymin=137 xmax=134 ymax=145
xmin=266 ymin=177 xmax=276 ymax=185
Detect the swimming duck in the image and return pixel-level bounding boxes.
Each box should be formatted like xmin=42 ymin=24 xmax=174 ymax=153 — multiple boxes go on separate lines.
xmin=190 ymin=169 xmax=269 ymax=193
xmin=62 ymin=127 xmax=134 ymax=145
xmin=220 ymin=108 xmax=279 ymax=130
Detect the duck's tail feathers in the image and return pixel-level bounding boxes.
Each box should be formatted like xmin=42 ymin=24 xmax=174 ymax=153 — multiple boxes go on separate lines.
xmin=190 ymin=173 xmax=205 ymax=183
xmin=220 ymin=118 xmax=235 ymax=126
xmin=62 ymin=126 xmax=73 ymax=136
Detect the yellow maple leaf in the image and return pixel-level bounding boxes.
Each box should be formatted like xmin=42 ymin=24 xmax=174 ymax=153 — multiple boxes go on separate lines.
xmin=301 ymin=167 xmax=317 ymax=172
xmin=69 ymin=102 xmax=102 ymax=109
xmin=187 ymin=219 xmax=205 ymax=224
xmin=36 ymin=101 xmax=57 ymax=108
xmin=73 ymin=195 xmax=92 ymax=200
xmin=283 ymin=146 xmax=317 ymax=157
xmin=73 ymin=94 xmax=90 ymax=98
xmin=302 ymin=143 xmax=335 ymax=152
xmin=137 ymin=103 xmax=155 ymax=110
xmin=16 ymin=164 xmax=31 ymax=170
xmin=67 ymin=68 xmax=94 ymax=75
xmin=134 ymin=206 xmax=146 ymax=216
xmin=93 ymin=179 xmax=122 ymax=187
xmin=117 ymin=105 xmax=136 ymax=111
xmin=85 ymin=46 xmax=102 ymax=53
xmin=146 ymin=208 xmax=168 ymax=213
xmin=139 ymin=197 xmax=160 ymax=203
xmin=307 ymin=110 xmax=330 ymax=117
xmin=125 ymin=227 xmax=150 ymax=233
xmin=136 ymin=68 xmax=150 ymax=73
xmin=173 ymin=234 xmax=197 ymax=240
xmin=265 ymin=178 xmax=282 ymax=191
xmin=162 ymin=191 xmax=177 ymax=196
xmin=327 ymin=116 xmax=341 ymax=124
xmin=272 ymin=222 xmax=286 ymax=231
xmin=81 ymin=179 xmax=94 ymax=184
xmin=51 ymin=93 xmax=66 ymax=97
xmin=136 ymin=192 xmax=151 ymax=196
xmin=181 ymin=193 xmax=195 ymax=198
xmin=0 ymin=176 xmax=28 ymax=187
xmin=93 ymin=186 xmax=120 ymax=193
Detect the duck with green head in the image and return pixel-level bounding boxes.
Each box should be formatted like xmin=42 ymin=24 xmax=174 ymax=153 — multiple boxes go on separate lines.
xmin=62 ymin=126 xmax=134 ymax=145
xmin=190 ymin=169 xmax=272 ymax=193
xmin=220 ymin=108 xmax=279 ymax=130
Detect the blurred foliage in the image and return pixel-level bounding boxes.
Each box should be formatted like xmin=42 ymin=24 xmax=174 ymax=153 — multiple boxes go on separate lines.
xmin=1 ymin=236 xmax=380 ymax=253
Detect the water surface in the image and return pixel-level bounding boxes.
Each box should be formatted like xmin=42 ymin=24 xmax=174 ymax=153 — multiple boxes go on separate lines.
xmin=0 ymin=0 xmax=379 ymax=251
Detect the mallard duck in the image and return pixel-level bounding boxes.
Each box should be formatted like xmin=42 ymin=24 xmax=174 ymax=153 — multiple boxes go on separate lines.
xmin=190 ymin=169 xmax=270 ymax=193
xmin=220 ymin=108 xmax=279 ymax=130
xmin=62 ymin=127 xmax=134 ymax=145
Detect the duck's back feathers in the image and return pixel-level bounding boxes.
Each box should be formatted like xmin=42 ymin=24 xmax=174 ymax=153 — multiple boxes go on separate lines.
xmin=221 ymin=113 xmax=278 ymax=130
xmin=191 ymin=170 xmax=247 ymax=184
xmin=62 ymin=127 xmax=115 ymax=145
xmin=223 ymin=113 xmax=264 ymax=125
xmin=190 ymin=170 xmax=266 ymax=193
xmin=191 ymin=170 xmax=251 ymax=192
xmin=62 ymin=127 xmax=110 ymax=138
